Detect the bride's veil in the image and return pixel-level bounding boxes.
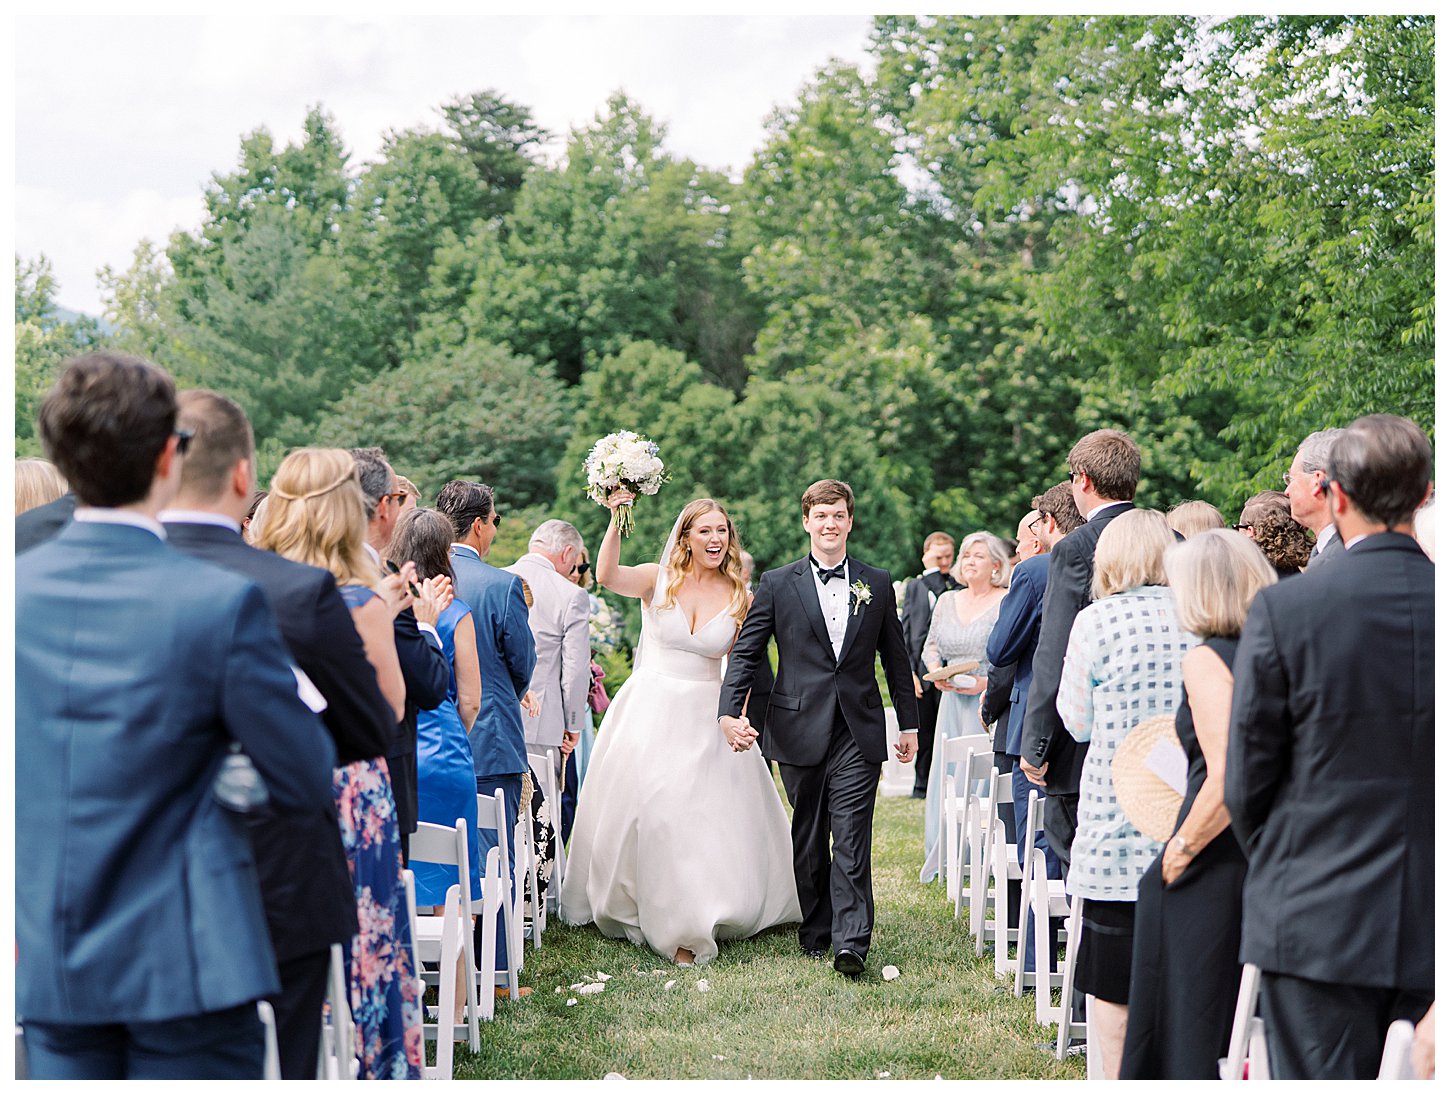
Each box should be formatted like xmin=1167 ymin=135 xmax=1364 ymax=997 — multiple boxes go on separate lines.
xmin=633 ymin=507 xmax=687 ymax=669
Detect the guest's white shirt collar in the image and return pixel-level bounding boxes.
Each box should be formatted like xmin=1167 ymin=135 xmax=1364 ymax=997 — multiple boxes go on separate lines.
xmin=1084 ymin=500 xmax=1128 ymax=522
xmin=1343 ymin=532 xmax=1370 ymax=552
xmin=1312 ymin=523 xmax=1341 ymax=554
xmin=159 ymin=509 xmax=241 ymax=534
xmin=451 ymin=542 xmax=480 ymax=559
xmin=363 ymin=542 xmax=381 ymax=564
xmin=74 ymin=507 xmax=166 ymax=540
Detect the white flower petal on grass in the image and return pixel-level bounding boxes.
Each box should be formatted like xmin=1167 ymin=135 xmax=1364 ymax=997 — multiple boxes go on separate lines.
xmin=604 ymin=1072 xmax=627 ymax=1080
xmin=882 ymin=965 xmax=901 ymax=981
xmin=578 ymin=982 xmax=606 ymax=995
xmin=711 ymin=1055 xmax=726 ymax=1061
xmin=696 ymin=979 xmax=710 ymax=992
xmin=567 ymin=998 xmax=578 ymax=1007
xmin=664 ymin=979 xmax=677 ymax=990
xmin=596 ymin=971 xmax=613 ymax=981
xmin=555 ymin=986 xmax=563 ymax=994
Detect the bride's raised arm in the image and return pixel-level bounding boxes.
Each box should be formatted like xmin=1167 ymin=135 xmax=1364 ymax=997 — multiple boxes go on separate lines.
xmin=595 ymin=487 xmax=660 ymax=602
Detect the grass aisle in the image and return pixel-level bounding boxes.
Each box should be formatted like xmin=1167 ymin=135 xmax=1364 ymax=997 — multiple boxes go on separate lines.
xmin=454 ymin=791 xmax=1086 ymax=1080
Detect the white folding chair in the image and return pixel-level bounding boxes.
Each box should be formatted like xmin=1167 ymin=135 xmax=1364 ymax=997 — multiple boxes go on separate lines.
xmin=1013 ymin=793 xmax=1071 ymax=1001
xmin=1378 ymin=1018 xmax=1418 ymax=1080
xmin=976 ymin=770 xmax=1024 ymax=975
xmin=476 ymin=790 xmax=522 ymax=1000
xmin=938 ymin=733 xmax=992 ymax=913
xmin=257 ymin=1000 xmax=281 ymax=1080
xmin=527 ymin=747 xmax=566 ymax=911
xmin=1054 ymin=899 xmax=1087 ymax=1060
xmin=316 ymin=941 xmax=358 ymax=1080
xmin=1219 ymin=963 xmax=1270 ymax=1080
xmin=518 ymin=804 xmax=543 ymax=950
xmin=410 ymin=819 xmax=483 ymax=1073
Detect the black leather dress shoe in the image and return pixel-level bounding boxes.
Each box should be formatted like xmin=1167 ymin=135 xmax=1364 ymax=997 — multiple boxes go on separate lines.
xmin=802 ymin=946 xmax=827 ymax=959
xmin=833 ymin=948 xmax=866 ymax=977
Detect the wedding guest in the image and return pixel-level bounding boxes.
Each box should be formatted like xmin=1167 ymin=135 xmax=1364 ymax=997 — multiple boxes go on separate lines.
xmin=396 ymin=474 xmax=421 ymax=513
xmin=1121 ymin=529 xmax=1276 ymax=1079
xmin=242 ymin=488 xmax=268 ymax=538
xmin=245 ymin=494 xmax=270 ymax=545
xmin=436 ymin=478 xmax=537 ymax=1000
xmin=561 ymin=545 xmax=605 ymax=829
xmin=352 ymin=446 xmax=451 ymax=864
xmin=1057 ymin=508 xmax=1192 ymax=1080
xmin=15 ymin=457 xmax=67 ymax=515
xmin=1414 ymin=495 xmax=1435 ymax=560
xmin=1227 ymin=415 xmax=1433 ymax=1079
xmin=1284 ymin=427 xmax=1347 ymax=568
xmin=920 ymin=531 xmax=1010 ymax=883
xmin=164 ymin=391 xmax=395 ymax=1079
xmin=1020 ymin=429 xmax=1141 ymax=868
xmin=17 ymin=352 xmax=335 ymax=1080
xmin=258 ymin=448 xmax=429 ymax=1079
xmin=387 ymin=506 xmax=483 ymax=1024
xmin=1235 ymin=490 xmax=1311 ymax=579
xmin=901 ymin=532 xmax=959 ymax=798
xmin=1166 ymin=499 xmax=1225 ymax=538
xmin=981 ymin=481 xmax=1082 ymax=971
xmin=15 ymin=485 xmax=77 ymax=552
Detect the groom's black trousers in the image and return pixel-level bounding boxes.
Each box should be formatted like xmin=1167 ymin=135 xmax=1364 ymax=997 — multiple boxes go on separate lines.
xmin=777 ymin=716 xmax=878 ymax=957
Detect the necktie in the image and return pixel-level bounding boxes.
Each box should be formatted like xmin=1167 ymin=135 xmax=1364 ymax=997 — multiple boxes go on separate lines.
xmin=816 ymin=563 xmax=846 ymax=584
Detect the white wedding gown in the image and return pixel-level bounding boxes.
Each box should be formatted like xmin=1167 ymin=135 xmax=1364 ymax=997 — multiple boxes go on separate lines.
xmin=560 ymin=595 xmax=801 ymax=964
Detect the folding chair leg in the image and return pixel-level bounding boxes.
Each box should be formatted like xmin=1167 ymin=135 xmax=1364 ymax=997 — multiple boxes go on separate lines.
xmin=1056 ymin=900 xmax=1084 ymax=1059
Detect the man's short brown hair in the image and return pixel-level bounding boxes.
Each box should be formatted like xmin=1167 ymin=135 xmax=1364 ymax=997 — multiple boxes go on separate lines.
xmin=1036 ymin=480 xmax=1084 ymax=535
xmin=39 ymin=351 xmax=177 ymax=507
xmin=922 ymin=530 xmax=954 ymax=553
xmin=801 ymin=479 xmax=854 ymax=519
xmin=1067 ymin=429 xmax=1140 ymax=501
xmin=176 ymin=389 xmax=254 ymax=500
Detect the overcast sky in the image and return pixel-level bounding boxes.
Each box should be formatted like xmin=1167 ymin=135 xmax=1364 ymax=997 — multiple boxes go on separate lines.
xmin=15 ymin=11 xmax=875 ymax=317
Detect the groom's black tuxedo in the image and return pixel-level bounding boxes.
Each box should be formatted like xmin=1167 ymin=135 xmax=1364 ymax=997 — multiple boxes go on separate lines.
xmin=720 ymin=554 xmax=918 ymax=958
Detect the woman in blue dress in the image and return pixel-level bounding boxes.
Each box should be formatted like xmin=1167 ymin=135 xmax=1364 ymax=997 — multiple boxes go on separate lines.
xmin=257 ymin=448 xmax=427 ymax=1080
xmin=388 ymin=507 xmax=484 ymax=1022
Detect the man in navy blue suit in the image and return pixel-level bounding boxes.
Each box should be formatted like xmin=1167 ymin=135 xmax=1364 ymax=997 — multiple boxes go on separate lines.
xmin=16 ymin=353 xmax=337 ymax=1079
xmin=981 ymin=479 xmax=1081 ymax=973
xmin=163 ymin=390 xmax=397 ymax=1078
xmin=436 ymin=479 xmax=536 ymax=996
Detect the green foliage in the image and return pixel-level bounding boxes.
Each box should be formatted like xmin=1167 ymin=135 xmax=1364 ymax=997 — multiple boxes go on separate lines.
xmin=13 ymin=256 xmax=101 ymax=456
xmin=311 ymin=341 xmax=575 ymax=506
xmin=19 ymin=21 xmax=1432 ymax=570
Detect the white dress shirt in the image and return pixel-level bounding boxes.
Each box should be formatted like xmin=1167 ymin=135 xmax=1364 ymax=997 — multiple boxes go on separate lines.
xmin=74 ymin=507 xmax=166 ymax=540
xmin=810 ymin=555 xmax=851 ymax=660
xmin=1312 ymin=523 xmax=1341 ymax=555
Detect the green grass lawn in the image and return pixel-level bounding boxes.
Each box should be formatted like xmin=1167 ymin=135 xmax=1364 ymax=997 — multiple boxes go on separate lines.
xmin=450 ymin=789 xmax=1085 ymax=1080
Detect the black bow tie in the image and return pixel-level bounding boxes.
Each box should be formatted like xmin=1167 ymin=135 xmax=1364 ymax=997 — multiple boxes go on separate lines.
xmin=816 ymin=562 xmax=846 ymax=584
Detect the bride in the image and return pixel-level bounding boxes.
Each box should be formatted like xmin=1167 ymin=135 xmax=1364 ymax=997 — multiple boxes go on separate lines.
xmin=560 ymin=490 xmax=801 ymax=966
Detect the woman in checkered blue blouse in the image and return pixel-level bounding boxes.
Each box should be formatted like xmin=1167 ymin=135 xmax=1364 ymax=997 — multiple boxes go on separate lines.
xmin=1056 ymin=508 xmax=1196 ymax=1080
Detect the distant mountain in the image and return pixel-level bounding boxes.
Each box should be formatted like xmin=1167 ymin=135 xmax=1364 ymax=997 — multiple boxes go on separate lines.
xmin=52 ymin=305 xmax=117 ymax=335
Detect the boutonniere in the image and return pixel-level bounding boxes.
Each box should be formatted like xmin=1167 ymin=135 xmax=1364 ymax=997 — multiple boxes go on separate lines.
xmin=849 ymin=579 xmax=873 ymax=617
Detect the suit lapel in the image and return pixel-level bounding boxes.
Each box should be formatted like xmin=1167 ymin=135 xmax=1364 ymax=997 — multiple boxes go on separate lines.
xmin=837 ymin=557 xmax=867 ymax=662
xmin=791 ymin=558 xmax=836 ymax=658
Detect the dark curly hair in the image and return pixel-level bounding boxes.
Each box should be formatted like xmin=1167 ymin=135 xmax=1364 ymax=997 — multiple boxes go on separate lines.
xmin=1242 ymin=498 xmax=1312 ymax=572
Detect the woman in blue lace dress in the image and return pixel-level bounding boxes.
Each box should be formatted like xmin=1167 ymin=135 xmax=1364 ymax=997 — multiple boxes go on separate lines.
xmin=258 ymin=448 xmax=427 ymax=1080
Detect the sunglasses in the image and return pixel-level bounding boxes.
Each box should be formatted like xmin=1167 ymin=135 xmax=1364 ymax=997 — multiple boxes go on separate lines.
xmin=575 ymin=560 xmax=591 ymax=575
xmin=174 ymin=428 xmax=194 ymax=456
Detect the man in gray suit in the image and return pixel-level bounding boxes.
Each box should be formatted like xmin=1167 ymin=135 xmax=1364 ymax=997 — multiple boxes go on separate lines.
xmin=506 ymin=520 xmax=592 ymax=786
xmin=1284 ymin=427 xmax=1347 ymax=568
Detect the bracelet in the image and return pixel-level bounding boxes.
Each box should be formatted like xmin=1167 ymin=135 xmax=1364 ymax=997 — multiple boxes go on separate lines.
xmin=1173 ymin=835 xmax=1197 ymax=857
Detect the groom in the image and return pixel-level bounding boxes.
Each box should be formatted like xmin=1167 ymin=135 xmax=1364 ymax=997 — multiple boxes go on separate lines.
xmin=719 ymin=479 xmax=919 ymax=977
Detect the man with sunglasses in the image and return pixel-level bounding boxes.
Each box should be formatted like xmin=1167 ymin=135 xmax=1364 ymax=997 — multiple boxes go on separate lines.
xmin=1284 ymin=427 xmax=1347 ymax=569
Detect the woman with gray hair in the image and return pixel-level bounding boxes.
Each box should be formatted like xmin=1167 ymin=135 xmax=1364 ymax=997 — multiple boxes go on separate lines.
xmin=919 ymin=531 xmax=1011 ymax=883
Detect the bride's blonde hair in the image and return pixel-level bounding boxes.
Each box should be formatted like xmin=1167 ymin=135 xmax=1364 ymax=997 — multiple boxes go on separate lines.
xmin=660 ymin=498 xmax=750 ymax=624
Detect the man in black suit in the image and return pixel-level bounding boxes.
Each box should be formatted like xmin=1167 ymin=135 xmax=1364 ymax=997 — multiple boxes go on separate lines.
xmin=719 ymin=479 xmax=919 ymax=977
xmin=15 ymin=491 xmax=76 ymax=552
xmin=1226 ymin=415 xmax=1434 ymax=1079
xmin=351 ymin=446 xmax=450 ymax=864
xmin=162 ymin=391 xmax=398 ymax=1079
xmin=1018 ymin=430 xmax=1140 ymax=866
xmin=899 ymin=532 xmax=958 ymax=797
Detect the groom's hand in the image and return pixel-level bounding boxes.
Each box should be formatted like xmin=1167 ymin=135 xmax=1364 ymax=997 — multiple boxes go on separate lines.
xmin=895 ymin=731 xmax=918 ymax=763
xmin=718 ymin=714 xmax=758 ymax=752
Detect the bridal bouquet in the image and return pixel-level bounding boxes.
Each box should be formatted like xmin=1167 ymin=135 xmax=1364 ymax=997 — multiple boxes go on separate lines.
xmin=583 ymin=430 xmax=668 ymax=537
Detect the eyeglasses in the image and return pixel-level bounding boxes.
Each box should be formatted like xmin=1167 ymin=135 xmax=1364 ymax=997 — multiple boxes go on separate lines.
xmin=1027 ymin=513 xmax=1045 ymax=531
xmin=1232 ymin=523 xmax=1254 ymax=532
xmin=1069 ymin=469 xmax=1083 ymax=484
xmin=575 ymin=561 xmax=591 ymax=575
xmin=174 ymin=428 xmax=194 ymax=456
xmin=386 ymin=491 xmax=409 ymax=506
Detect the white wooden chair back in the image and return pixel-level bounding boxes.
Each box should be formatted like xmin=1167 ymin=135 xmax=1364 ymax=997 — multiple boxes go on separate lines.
xmin=1378 ymin=1019 xmax=1417 ymax=1080
xmin=477 ymin=790 xmax=522 ymax=999
xmin=317 ymin=942 xmax=357 ymax=1079
xmin=1219 ymin=963 xmax=1265 ymax=1080
xmin=257 ymin=1000 xmax=281 ymax=1080
xmin=411 ymin=820 xmax=483 ymax=1057
xmin=940 ymin=734 xmax=993 ymax=909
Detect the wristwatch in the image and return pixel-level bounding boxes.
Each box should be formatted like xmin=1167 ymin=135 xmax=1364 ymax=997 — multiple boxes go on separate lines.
xmin=1173 ymin=835 xmax=1197 ymax=857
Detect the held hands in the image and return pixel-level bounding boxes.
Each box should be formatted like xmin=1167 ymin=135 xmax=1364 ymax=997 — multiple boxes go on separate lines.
xmin=719 ymin=714 xmax=758 ymax=753
xmin=895 ymin=731 xmax=918 ymax=764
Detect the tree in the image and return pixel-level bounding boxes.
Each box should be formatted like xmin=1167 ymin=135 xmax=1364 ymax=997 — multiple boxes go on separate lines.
xmin=14 ymin=256 xmax=101 ymax=455
xmin=439 ymin=89 xmax=550 ymax=221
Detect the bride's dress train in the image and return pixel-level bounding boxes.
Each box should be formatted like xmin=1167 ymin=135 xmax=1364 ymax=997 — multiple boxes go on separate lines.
xmin=560 ymin=596 xmax=801 ymax=964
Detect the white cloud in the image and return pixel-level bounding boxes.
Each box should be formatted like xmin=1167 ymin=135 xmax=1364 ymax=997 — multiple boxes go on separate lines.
xmin=15 ymin=11 xmax=874 ymax=315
